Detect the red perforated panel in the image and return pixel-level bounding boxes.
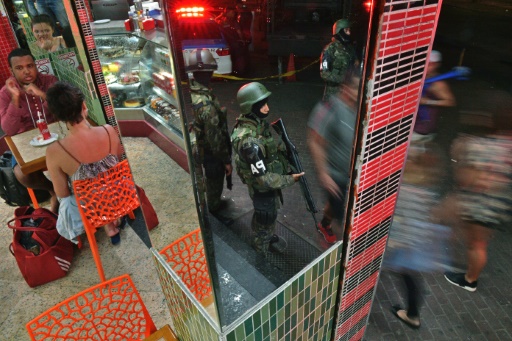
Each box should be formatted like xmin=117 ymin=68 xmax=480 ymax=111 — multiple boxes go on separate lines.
xmin=26 ymin=274 xmax=156 ymax=340
xmin=334 ymin=1 xmax=443 ymax=340
xmin=0 ymin=14 xmax=19 ymax=85
xmin=159 ymin=229 xmax=212 ymax=302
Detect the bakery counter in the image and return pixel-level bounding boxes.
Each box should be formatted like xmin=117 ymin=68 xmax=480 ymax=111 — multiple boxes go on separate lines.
xmin=91 ymin=20 xmax=169 ymax=48
xmin=93 ymin=20 xmax=185 ymax=159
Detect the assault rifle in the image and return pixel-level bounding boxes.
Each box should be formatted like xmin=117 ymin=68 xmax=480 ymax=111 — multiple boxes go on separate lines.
xmin=271 ymin=118 xmax=318 ymax=226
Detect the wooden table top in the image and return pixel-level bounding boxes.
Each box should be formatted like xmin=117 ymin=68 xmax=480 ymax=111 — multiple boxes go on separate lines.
xmin=5 ymin=121 xmax=67 ymax=175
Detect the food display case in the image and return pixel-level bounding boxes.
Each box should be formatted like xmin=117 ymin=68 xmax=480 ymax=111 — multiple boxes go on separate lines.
xmin=92 ymin=26 xmax=184 ymax=146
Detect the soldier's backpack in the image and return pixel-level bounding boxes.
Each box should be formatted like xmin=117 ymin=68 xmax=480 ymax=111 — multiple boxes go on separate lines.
xmin=0 ymin=151 xmax=50 ymax=206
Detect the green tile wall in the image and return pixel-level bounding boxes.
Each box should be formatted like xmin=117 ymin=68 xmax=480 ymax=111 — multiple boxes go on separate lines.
xmin=225 ymin=244 xmax=343 ymax=341
xmin=152 ymin=249 xmax=220 ymax=341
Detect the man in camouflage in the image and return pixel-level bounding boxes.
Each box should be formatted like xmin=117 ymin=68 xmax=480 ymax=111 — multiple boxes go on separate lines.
xmin=187 ymin=49 xmax=233 ymax=224
xmin=320 ymin=19 xmax=357 ymax=100
xmin=231 ymin=82 xmax=304 ymax=256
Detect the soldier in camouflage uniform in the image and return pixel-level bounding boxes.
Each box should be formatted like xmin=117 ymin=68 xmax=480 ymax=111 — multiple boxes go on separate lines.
xmin=186 ymin=49 xmax=233 ymax=224
xmin=231 ymin=82 xmax=304 ymax=256
xmin=320 ymin=19 xmax=357 ymax=100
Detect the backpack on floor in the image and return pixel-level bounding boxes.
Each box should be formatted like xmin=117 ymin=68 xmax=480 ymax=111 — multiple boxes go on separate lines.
xmin=0 ymin=151 xmax=50 ymax=206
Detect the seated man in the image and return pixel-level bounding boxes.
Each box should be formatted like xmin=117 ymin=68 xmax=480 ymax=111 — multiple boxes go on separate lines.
xmin=0 ymin=48 xmax=59 ymax=212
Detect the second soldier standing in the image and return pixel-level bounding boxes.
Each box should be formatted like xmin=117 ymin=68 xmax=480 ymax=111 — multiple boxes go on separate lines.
xmin=231 ymin=82 xmax=304 ymax=257
xmin=186 ymin=49 xmax=233 ymax=225
xmin=320 ymin=19 xmax=357 ymax=100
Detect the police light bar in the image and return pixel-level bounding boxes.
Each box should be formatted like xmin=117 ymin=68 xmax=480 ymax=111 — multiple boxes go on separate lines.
xmin=176 ymin=7 xmax=205 ymax=18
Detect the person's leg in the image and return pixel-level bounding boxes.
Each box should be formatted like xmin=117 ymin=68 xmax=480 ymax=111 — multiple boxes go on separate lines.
xmin=393 ymin=272 xmax=421 ymax=328
xmin=206 ymin=175 xmax=224 ymax=212
xmin=251 ymin=193 xmax=278 ymax=256
xmin=318 ymin=182 xmax=347 ymax=244
xmin=445 ymin=221 xmax=493 ymax=291
xmin=35 ymin=0 xmax=58 ymax=27
xmin=23 ymin=0 xmax=39 ymax=18
xmin=317 ymin=200 xmax=337 ymax=244
xmin=13 ymin=165 xmax=58 ymax=213
xmin=465 ymin=222 xmax=493 ymax=283
xmin=204 ymin=158 xmax=225 ymax=213
xmin=403 ymin=272 xmax=422 ymax=318
xmin=47 ymin=0 xmax=69 ymax=29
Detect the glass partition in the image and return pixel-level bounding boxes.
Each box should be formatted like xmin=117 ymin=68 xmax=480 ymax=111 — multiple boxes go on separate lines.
xmin=162 ymin=0 xmax=374 ymax=328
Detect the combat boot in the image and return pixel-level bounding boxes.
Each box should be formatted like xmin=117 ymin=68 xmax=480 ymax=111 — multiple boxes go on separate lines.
xmin=269 ymin=234 xmax=287 ymax=254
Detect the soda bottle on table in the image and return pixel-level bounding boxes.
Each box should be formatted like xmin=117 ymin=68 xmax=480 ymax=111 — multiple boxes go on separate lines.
xmin=36 ymin=111 xmax=51 ymax=140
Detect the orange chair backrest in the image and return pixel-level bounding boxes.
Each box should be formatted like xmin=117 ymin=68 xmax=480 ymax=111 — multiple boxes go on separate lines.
xmin=159 ymin=228 xmax=212 ymax=302
xmin=72 ymin=160 xmax=139 ymax=229
xmin=26 ymin=274 xmax=157 ymax=340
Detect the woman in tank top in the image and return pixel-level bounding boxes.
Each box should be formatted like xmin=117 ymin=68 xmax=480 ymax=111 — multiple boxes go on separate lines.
xmin=45 ymin=82 xmax=124 ymax=244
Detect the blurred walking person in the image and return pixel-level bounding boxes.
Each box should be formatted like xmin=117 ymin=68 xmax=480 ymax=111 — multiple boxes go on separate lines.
xmin=308 ymin=68 xmax=359 ymax=244
xmin=444 ymin=111 xmax=512 ymax=292
xmin=385 ymin=145 xmax=449 ymax=329
xmin=413 ymin=50 xmax=456 ymax=142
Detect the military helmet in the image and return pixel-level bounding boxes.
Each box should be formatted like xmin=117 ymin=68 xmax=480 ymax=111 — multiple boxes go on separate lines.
xmin=237 ymin=82 xmax=272 ymax=114
xmin=185 ymin=48 xmax=217 ymax=72
xmin=332 ymin=19 xmax=351 ymax=35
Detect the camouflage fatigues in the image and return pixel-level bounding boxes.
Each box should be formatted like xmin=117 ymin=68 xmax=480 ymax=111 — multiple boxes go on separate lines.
xmin=190 ymin=79 xmax=231 ymax=212
xmin=320 ymin=39 xmax=356 ymax=100
xmin=231 ymin=113 xmax=295 ymax=254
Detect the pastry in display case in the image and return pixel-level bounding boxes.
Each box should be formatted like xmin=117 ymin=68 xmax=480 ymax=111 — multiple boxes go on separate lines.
xmin=93 ymin=32 xmax=181 ymax=136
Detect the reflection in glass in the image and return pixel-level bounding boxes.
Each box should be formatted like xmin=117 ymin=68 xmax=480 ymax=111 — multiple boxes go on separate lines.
xmin=29 ymin=14 xmax=67 ymax=52
xmin=5 ymin=0 xmax=156 ymax=247
xmin=160 ymin=0 xmax=372 ymax=328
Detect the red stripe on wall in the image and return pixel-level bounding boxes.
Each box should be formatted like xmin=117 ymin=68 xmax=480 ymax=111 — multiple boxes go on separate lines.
xmin=351 ymin=194 xmax=398 ymax=240
xmin=336 ymin=301 xmax=373 ymax=337
xmin=368 ymin=82 xmax=422 ymax=133
xmin=359 ymin=144 xmax=408 ymax=191
xmin=345 ymin=236 xmax=388 ymax=278
xmin=349 ymin=326 xmax=367 ymax=341
xmin=340 ymin=272 xmax=379 ymax=310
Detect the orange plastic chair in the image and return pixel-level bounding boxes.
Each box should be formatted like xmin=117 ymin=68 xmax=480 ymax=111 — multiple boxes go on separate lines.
xmin=26 ymin=274 xmax=157 ymax=341
xmin=143 ymin=324 xmax=178 ymax=341
xmin=72 ymin=160 xmax=140 ymax=281
xmin=159 ymin=228 xmax=212 ymax=303
xmin=27 ymin=188 xmax=40 ymax=208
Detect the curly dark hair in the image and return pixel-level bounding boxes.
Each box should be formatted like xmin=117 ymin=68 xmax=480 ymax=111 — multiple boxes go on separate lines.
xmin=46 ymin=82 xmax=85 ymax=125
xmin=7 ymin=48 xmax=34 ymax=67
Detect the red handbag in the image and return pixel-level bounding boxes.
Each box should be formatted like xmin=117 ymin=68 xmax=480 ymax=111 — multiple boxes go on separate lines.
xmin=8 ymin=206 xmax=74 ymax=288
xmin=136 ymin=185 xmax=159 ymax=230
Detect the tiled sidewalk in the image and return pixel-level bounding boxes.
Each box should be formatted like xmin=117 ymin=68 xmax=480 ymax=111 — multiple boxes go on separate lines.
xmin=365 ymin=224 xmax=512 ymax=340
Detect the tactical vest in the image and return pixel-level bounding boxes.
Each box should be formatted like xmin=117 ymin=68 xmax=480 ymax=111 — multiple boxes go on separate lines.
xmin=232 ymin=115 xmax=289 ymax=190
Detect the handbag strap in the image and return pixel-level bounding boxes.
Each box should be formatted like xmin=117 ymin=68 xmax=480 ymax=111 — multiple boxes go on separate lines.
xmin=8 ymin=220 xmax=56 ymax=251
xmin=7 ymin=212 xmax=57 ymax=232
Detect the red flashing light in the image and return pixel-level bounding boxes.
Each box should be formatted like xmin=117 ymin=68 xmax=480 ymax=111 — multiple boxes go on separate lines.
xmin=176 ymin=6 xmax=205 ymax=14
xmin=364 ymin=1 xmax=372 ymax=12
xmin=176 ymin=6 xmax=205 ymax=18
xmin=216 ymin=48 xmax=230 ymax=56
